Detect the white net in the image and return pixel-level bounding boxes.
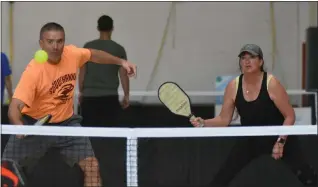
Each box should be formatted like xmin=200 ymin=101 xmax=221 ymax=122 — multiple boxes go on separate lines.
xmin=1 ymin=90 xmax=317 ymax=187
xmin=1 ymin=125 xmax=317 ymax=187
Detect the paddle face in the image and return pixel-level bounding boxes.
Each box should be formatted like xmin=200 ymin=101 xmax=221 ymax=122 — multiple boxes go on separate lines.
xmin=158 ymin=82 xmax=193 ymax=118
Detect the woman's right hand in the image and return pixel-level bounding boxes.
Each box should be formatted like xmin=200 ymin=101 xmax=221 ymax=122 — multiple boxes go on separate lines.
xmin=190 ymin=117 xmax=205 ymax=127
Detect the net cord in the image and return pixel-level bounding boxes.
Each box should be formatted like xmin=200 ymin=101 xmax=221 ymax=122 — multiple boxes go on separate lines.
xmin=1 ymin=125 xmax=317 ymax=137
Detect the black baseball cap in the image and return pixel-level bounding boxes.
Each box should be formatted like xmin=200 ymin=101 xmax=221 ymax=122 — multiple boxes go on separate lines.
xmin=238 ymin=44 xmax=263 ymax=59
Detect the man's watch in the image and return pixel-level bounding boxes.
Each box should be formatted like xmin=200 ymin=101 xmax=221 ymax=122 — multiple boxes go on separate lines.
xmin=277 ymin=137 xmax=286 ymax=145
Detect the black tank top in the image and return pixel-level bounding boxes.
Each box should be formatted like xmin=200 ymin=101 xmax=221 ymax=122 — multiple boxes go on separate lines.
xmin=235 ymin=72 xmax=285 ymax=126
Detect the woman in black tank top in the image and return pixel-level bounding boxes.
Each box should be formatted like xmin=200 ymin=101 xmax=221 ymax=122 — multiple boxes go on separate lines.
xmin=190 ymin=44 xmax=316 ymax=186
xmin=235 ymin=72 xmax=285 ymax=126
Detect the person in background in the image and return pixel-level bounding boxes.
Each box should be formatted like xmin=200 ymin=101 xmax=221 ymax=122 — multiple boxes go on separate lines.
xmin=1 ymin=52 xmax=13 ymax=155
xmin=79 ymin=15 xmax=130 ymax=187
xmin=1 ymin=52 xmax=13 ymax=105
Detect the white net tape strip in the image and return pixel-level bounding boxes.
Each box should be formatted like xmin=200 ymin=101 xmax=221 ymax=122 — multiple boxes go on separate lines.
xmin=1 ymin=125 xmax=317 ymax=187
xmin=1 ymin=125 xmax=317 ymax=137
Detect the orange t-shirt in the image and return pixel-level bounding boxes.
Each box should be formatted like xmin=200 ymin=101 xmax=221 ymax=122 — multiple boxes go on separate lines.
xmin=13 ymin=45 xmax=91 ymax=123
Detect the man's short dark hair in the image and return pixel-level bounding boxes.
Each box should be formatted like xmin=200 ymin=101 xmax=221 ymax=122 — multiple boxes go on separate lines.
xmin=40 ymin=22 xmax=64 ymax=39
xmin=97 ymin=15 xmax=113 ymax=32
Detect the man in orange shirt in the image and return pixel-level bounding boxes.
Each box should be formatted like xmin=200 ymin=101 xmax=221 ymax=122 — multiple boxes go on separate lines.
xmin=2 ymin=22 xmax=136 ymax=187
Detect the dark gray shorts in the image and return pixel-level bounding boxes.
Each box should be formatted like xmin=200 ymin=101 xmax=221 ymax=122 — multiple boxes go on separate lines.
xmin=2 ymin=115 xmax=94 ymax=167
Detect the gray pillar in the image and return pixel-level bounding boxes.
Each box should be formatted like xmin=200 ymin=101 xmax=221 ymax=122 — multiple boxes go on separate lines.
xmin=305 ymin=27 xmax=318 ymax=124
xmin=306 ymin=27 xmax=318 ymax=90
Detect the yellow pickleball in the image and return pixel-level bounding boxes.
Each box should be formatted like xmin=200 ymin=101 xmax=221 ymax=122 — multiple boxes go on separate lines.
xmin=34 ymin=50 xmax=48 ymax=64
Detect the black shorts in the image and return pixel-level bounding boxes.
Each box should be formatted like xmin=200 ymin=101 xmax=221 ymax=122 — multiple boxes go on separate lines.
xmin=2 ymin=115 xmax=94 ymax=167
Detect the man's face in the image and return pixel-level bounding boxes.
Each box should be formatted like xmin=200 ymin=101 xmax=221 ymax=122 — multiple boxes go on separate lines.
xmin=39 ymin=30 xmax=65 ymax=64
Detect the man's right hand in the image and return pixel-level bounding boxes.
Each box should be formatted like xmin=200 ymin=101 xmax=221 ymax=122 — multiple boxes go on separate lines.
xmin=8 ymin=99 xmax=28 ymax=139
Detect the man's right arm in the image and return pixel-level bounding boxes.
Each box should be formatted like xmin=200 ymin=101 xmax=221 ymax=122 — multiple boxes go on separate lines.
xmin=8 ymin=99 xmax=26 ymax=125
xmin=8 ymin=63 xmax=37 ymax=125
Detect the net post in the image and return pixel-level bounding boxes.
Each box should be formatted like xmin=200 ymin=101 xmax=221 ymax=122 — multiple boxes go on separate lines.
xmin=126 ymin=131 xmax=138 ymax=187
xmin=304 ymin=89 xmax=318 ymax=125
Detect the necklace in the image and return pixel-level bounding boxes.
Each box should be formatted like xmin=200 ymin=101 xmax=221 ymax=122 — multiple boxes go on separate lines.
xmin=244 ymin=86 xmax=250 ymax=94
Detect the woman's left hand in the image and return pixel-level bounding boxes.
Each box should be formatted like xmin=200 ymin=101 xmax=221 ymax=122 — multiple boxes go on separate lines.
xmin=272 ymin=142 xmax=284 ymax=160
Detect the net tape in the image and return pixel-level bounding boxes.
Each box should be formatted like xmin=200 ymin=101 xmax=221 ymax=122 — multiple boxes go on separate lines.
xmin=1 ymin=125 xmax=317 ymax=137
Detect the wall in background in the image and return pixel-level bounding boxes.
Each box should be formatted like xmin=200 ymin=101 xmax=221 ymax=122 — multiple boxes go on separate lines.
xmin=1 ymin=2 xmax=10 ymax=58
xmin=0 ymin=2 xmax=315 ymax=103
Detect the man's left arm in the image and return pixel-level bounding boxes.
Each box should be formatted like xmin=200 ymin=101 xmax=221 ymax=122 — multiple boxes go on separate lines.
xmin=76 ymin=47 xmax=136 ymax=77
xmin=89 ymin=48 xmax=124 ymax=65
xmin=268 ymin=76 xmax=295 ymax=141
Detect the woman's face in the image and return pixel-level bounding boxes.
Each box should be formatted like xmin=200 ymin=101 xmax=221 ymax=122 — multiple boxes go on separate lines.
xmin=239 ymin=53 xmax=263 ymax=74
